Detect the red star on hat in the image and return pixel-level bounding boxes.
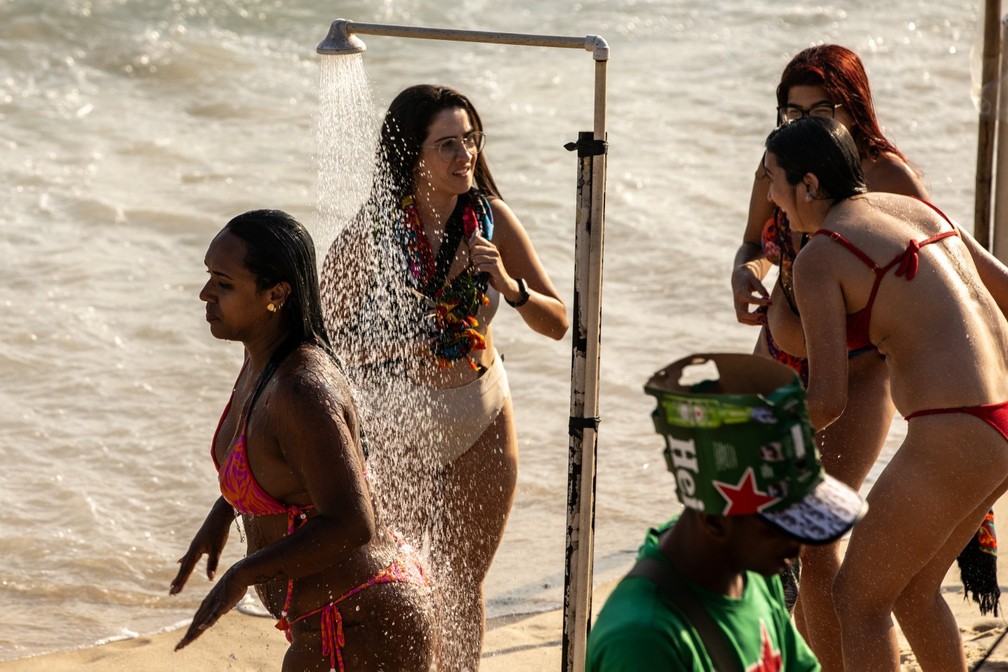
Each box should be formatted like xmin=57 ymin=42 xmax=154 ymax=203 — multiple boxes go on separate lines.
xmin=713 ymin=467 xmax=781 ymax=515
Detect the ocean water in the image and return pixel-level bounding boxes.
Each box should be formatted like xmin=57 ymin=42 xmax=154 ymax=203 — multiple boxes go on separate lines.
xmin=0 ymin=0 xmax=984 ymax=661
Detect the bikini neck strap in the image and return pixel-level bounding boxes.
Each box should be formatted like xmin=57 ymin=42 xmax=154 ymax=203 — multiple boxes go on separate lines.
xmin=242 ymin=334 xmax=308 ymax=425
xmin=423 ymin=193 xmax=469 ymax=296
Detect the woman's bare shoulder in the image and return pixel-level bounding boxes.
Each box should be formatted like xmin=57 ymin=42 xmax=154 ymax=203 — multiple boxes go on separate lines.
xmin=487 ymin=195 xmax=515 ymax=221
xmin=864 ymin=152 xmax=929 ymax=199
xmin=486 ymin=196 xmax=525 ymax=242
xmin=271 ymin=347 xmax=348 ymax=410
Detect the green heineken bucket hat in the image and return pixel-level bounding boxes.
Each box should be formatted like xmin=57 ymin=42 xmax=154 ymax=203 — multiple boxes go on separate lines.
xmin=644 ymin=353 xmax=866 ymax=545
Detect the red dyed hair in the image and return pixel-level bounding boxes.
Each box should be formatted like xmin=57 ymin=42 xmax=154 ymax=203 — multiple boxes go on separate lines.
xmin=776 ymin=44 xmax=905 ymax=162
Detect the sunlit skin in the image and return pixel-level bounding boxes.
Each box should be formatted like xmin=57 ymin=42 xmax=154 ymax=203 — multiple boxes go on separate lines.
xmin=415 ymin=107 xmax=478 ymax=205
xmin=769 ymin=135 xmax=1008 ymax=670
xmin=780 ymin=85 xmax=855 ymax=128
xmin=406 ymin=106 xmax=568 ymax=672
xmin=200 ymin=231 xmax=279 ymax=345
xmin=413 ymin=107 xmax=569 ymax=381
xmin=729 ymin=69 xmax=929 ymax=672
xmin=174 ymin=224 xmax=435 ymax=672
xmin=321 ymin=93 xmax=569 ymax=672
xmin=733 ymin=83 xmax=926 ymax=336
xmin=762 ymin=152 xmax=806 ymax=231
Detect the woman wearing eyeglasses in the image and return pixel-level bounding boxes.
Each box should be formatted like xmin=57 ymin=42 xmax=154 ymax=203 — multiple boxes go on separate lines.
xmin=729 ymin=45 xmax=928 ymax=671
xmin=766 ymin=115 xmax=1008 ymax=672
xmin=321 ymin=84 xmax=567 ymax=671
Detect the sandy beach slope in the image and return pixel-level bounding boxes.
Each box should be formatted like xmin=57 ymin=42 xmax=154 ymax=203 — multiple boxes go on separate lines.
xmin=3 ymin=497 xmax=1008 ymax=671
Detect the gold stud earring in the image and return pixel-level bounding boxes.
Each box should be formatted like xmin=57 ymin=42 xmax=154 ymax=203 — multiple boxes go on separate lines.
xmin=267 ymin=303 xmax=277 ymax=313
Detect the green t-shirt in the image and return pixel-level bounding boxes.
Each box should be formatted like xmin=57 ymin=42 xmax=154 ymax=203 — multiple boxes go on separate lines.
xmin=586 ymin=521 xmax=820 ymax=672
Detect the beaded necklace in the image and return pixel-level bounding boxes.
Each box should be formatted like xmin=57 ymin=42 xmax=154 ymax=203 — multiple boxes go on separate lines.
xmin=397 ymin=191 xmax=493 ymax=370
xmin=769 ymin=208 xmax=808 ymax=315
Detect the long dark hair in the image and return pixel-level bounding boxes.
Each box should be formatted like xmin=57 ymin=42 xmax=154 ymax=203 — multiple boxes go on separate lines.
xmin=765 ymin=117 xmax=868 ymax=203
xmin=376 ymin=84 xmax=501 ymax=200
xmin=777 ymin=44 xmax=905 ymax=162
xmin=224 ymin=209 xmax=333 ymax=351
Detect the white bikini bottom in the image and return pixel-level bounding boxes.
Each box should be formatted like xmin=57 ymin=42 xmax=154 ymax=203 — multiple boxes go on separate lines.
xmin=425 ymin=351 xmax=510 ymax=467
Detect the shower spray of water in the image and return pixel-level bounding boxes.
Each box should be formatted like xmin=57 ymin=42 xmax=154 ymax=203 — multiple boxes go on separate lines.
xmin=315 ymin=54 xmax=479 ymax=668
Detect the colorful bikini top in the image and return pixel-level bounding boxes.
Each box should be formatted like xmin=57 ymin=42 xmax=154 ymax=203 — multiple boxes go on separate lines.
xmin=212 ymin=337 xmax=385 ymax=654
xmin=211 ymin=339 xmax=311 ymax=518
xmin=812 ymin=201 xmax=959 ymax=351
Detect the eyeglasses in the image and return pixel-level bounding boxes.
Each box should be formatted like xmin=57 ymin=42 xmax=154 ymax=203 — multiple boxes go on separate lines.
xmin=423 ymin=131 xmax=486 ymax=160
xmin=777 ymin=102 xmax=842 ymax=124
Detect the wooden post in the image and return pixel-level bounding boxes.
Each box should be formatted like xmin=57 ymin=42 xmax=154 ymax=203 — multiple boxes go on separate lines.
xmin=975 ymin=0 xmax=1002 ymax=249
xmin=993 ymin=15 xmax=1008 ymax=260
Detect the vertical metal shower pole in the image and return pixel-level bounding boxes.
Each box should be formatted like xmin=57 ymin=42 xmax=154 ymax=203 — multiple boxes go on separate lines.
xmin=562 ymin=57 xmax=608 ymax=672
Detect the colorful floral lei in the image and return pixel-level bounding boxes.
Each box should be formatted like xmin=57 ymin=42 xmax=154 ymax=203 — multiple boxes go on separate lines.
xmin=397 ymin=191 xmax=493 ymax=370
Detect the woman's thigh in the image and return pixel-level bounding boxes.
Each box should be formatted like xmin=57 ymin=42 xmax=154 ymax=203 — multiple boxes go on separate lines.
xmin=818 ymin=351 xmax=893 ymax=488
xmin=839 ymin=414 xmax=1008 ymax=606
xmin=435 ymin=400 xmax=519 ymax=579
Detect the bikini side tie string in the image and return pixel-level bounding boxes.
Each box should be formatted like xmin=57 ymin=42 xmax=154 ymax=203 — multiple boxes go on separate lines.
xmin=319 ymin=603 xmax=346 ymax=672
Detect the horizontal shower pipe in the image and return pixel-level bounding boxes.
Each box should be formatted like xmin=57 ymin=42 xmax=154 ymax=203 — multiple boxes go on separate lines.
xmin=323 ymin=19 xmax=610 ymax=61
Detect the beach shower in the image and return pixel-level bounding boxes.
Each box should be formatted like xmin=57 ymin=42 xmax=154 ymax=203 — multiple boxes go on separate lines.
xmin=316 ymin=18 xmax=609 ymax=672
xmin=317 ymin=20 xmax=367 ymax=55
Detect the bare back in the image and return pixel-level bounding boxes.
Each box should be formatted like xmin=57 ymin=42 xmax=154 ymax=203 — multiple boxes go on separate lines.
xmin=795 ymin=193 xmax=1008 ymax=416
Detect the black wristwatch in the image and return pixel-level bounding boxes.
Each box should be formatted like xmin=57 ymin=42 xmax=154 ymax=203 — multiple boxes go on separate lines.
xmin=505 ymin=277 xmax=531 ymax=308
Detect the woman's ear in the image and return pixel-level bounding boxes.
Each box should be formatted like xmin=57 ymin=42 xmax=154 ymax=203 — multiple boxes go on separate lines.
xmin=803 ymin=172 xmax=821 ymax=199
xmin=268 ymin=282 xmax=292 ymax=309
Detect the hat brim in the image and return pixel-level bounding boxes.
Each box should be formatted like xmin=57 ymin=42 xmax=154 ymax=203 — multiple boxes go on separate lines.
xmin=759 ymin=474 xmax=867 ymax=545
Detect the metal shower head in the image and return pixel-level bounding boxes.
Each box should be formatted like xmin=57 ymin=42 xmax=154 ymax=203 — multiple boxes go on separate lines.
xmin=317 ymin=20 xmax=367 ymax=55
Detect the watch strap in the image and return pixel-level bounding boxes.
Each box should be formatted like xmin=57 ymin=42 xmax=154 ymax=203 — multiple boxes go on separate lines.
xmin=506 ymin=277 xmax=530 ymax=307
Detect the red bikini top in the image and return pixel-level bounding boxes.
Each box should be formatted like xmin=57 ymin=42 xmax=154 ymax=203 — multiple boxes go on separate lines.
xmin=812 ymin=201 xmax=958 ymax=351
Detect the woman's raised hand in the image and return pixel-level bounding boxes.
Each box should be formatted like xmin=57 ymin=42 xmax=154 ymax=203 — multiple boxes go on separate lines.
xmin=732 ymin=260 xmax=771 ymax=325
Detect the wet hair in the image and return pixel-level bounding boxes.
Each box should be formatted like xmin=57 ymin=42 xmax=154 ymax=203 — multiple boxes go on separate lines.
xmin=376 ymin=84 xmax=501 ymax=200
xmin=224 ymin=209 xmax=332 ymax=350
xmin=765 ymin=117 xmax=868 ymax=203
xmin=776 ymin=44 xmax=905 ymax=162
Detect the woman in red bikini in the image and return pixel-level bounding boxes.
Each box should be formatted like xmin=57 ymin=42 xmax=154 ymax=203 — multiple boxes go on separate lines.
xmin=171 ymin=210 xmax=434 ymax=671
xmin=765 ymin=117 xmax=1008 ymax=672
xmin=729 ymin=44 xmax=929 ymax=670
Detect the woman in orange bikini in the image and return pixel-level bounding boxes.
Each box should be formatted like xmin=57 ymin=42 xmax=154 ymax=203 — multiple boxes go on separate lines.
xmin=765 ymin=117 xmax=1008 ymax=671
xmin=171 ymin=210 xmax=434 ymax=671
xmin=729 ymin=45 xmax=929 ymax=670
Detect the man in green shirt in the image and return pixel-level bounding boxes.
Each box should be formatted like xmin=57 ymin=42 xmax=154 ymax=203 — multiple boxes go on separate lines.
xmin=586 ymin=354 xmax=866 ymax=671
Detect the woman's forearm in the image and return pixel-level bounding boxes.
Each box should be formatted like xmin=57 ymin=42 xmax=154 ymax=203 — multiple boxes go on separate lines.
xmin=733 ymin=241 xmax=771 ymax=279
xmin=230 ymin=512 xmax=375 ymax=589
xmin=510 ymin=290 xmax=568 ymax=340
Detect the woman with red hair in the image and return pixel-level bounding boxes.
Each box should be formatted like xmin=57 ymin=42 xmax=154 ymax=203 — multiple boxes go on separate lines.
xmin=730 ymin=45 xmax=928 ymax=671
